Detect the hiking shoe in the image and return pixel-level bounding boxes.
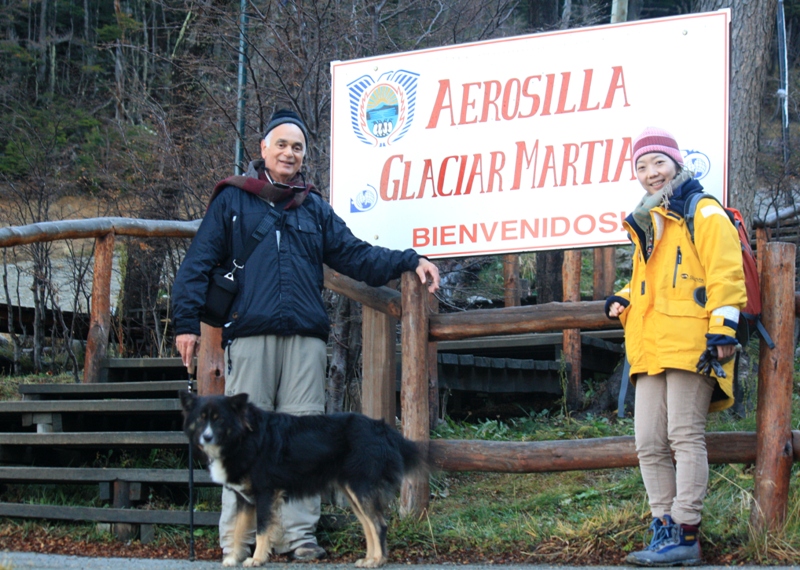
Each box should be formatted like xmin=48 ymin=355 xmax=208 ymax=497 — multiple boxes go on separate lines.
xmin=626 ymin=515 xmax=702 ymax=566
xmin=291 ymin=542 xmax=327 ymax=561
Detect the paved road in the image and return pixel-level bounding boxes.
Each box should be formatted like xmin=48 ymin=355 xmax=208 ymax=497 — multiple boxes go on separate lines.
xmin=0 ymin=552 xmax=796 ymax=570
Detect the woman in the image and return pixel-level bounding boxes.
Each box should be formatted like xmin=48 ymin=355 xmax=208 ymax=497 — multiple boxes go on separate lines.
xmin=605 ymin=127 xmax=746 ymax=566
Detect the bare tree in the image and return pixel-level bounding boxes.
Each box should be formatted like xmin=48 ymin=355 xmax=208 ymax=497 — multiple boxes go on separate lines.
xmin=694 ymin=0 xmax=779 ymax=224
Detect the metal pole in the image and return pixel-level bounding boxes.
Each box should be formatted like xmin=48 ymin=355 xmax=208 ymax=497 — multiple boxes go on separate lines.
xmin=610 ymin=0 xmax=628 ymax=24
xmin=234 ymin=0 xmax=248 ymax=175
xmin=187 ymin=362 xmax=195 ymax=561
xmin=777 ymin=0 xmax=790 ymax=167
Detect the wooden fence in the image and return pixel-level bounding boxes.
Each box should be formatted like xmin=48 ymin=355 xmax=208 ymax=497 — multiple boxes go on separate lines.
xmin=0 ymin=218 xmax=797 ymax=534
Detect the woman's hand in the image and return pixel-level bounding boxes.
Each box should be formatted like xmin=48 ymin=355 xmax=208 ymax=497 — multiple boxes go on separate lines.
xmin=607 ymin=301 xmax=627 ymax=318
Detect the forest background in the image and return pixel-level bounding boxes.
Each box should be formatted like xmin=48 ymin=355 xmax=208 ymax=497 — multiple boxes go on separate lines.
xmin=0 ymin=0 xmax=793 ymax=407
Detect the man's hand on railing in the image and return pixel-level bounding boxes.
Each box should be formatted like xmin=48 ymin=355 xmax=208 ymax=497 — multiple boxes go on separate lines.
xmin=416 ymin=258 xmax=440 ymax=293
xmin=176 ymin=334 xmax=200 ymax=369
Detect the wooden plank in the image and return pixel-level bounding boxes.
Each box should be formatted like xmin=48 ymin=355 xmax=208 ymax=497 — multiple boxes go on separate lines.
xmin=562 ymin=250 xmax=582 ymax=411
xmin=0 ymin=399 xmax=181 ymax=413
xmin=0 ymin=432 xmax=186 ymax=447
xmin=429 ymin=431 xmax=762 ymax=472
xmin=0 ymin=503 xmax=220 ymax=526
xmin=362 ymin=306 xmax=397 ymax=424
xmin=592 ymin=247 xmax=616 ymax=300
xmin=0 ymin=467 xmax=213 ymax=485
xmin=197 ymin=324 xmax=225 ymax=396
xmin=19 ymin=381 xmax=194 ymax=399
xmin=103 ymin=358 xmax=184 ymax=369
xmin=752 ymin=242 xmax=796 ymax=533
xmin=429 ymin=300 xmax=617 ymax=341
xmin=434 ymin=329 xmax=623 ymax=353
xmin=0 ymin=218 xmax=201 ymax=247
xmin=84 ymin=232 xmax=115 ymax=384
xmin=503 ymin=255 xmax=520 ymax=308
xmin=400 ymin=272 xmax=430 ymax=516
xmin=324 ymin=265 xmax=402 ymax=319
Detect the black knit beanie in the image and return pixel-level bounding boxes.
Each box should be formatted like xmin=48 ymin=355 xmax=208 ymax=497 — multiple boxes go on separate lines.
xmin=263 ymin=109 xmax=308 ymax=144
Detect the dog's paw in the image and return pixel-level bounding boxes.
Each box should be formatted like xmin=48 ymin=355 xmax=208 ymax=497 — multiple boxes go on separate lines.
xmin=243 ymin=556 xmax=268 ymax=567
xmin=222 ymin=553 xmax=241 ymax=567
xmin=355 ymin=556 xmax=387 ymax=568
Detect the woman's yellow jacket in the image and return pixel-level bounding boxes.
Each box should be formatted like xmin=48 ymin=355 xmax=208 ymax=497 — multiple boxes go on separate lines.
xmin=615 ymin=190 xmax=746 ymax=412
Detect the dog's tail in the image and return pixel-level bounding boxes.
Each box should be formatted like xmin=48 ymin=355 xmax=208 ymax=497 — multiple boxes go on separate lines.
xmin=397 ymin=433 xmax=429 ymax=478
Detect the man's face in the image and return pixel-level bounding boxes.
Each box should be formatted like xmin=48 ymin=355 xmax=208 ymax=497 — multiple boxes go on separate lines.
xmin=260 ymin=123 xmax=306 ymax=183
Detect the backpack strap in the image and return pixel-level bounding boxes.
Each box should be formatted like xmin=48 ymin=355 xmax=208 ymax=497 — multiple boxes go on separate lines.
xmin=683 ymin=192 xmax=734 ymax=243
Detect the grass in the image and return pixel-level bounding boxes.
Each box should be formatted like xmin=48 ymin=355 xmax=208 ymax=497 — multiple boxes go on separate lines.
xmin=0 ymin=367 xmax=798 ymax=564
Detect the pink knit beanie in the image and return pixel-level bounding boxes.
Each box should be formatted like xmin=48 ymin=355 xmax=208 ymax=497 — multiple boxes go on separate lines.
xmin=632 ymin=127 xmax=684 ymax=166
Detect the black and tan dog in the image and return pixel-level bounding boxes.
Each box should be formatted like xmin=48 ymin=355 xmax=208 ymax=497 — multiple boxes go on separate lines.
xmin=180 ymin=391 xmax=424 ymax=568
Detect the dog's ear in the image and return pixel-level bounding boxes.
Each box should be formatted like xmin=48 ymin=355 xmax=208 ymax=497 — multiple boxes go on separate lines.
xmin=229 ymin=392 xmax=249 ymax=412
xmin=179 ymin=390 xmax=197 ymax=412
xmin=228 ymin=393 xmax=253 ymax=431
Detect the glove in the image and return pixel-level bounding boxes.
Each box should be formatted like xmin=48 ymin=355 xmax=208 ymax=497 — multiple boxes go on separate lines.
xmin=695 ymin=347 xmax=726 ymax=378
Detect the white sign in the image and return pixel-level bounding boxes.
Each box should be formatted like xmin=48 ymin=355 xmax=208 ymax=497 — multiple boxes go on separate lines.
xmin=330 ymin=10 xmax=730 ymax=258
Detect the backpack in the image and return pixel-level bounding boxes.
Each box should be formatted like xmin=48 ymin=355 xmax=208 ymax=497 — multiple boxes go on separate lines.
xmin=683 ymin=193 xmax=775 ymax=349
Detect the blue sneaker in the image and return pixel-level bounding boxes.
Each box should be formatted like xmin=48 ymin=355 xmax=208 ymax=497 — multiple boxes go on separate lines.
xmin=626 ymin=515 xmax=702 ymax=566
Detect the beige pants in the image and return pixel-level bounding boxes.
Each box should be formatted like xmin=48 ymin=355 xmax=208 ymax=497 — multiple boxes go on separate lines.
xmin=219 ymin=335 xmax=327 ymax=555
xmin=634 ymin=368 xmax=716 ymax=526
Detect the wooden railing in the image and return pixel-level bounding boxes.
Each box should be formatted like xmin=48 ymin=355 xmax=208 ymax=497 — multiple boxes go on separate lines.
xmin=0 ymin=218 xmax=797 ymax=534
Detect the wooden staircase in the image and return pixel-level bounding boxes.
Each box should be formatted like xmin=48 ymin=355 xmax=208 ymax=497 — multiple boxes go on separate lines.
xmin=0 ymin=359 xmax=218 ymax=542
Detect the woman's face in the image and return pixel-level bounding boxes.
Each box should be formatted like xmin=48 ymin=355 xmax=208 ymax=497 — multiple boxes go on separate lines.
xmin=636 ymin=152 xmax=678 ymax=195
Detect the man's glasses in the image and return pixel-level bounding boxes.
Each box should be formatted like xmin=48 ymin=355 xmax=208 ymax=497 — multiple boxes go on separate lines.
xmin=265 ymin=169 xmax=307 ymax=193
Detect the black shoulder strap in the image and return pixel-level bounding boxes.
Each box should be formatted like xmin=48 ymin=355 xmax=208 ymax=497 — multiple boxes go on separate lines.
xmin=234 ymin=207 xmax=282 ymax=269
xmin=684 ymin=192 xmax=714 ymax=243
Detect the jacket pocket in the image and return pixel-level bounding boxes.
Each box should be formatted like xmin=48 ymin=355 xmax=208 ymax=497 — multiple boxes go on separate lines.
xmin=285 ymin=211 xmax=322 ymax=263
xmin=654 ymin=297 xmax=707 ymax=319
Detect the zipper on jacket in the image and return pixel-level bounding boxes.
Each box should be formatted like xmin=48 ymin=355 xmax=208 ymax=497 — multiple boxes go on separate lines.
xmin=672 ymin=246 xmax=682 ymax=288
xmin=640 ymin=281 xmax=645 ymax=295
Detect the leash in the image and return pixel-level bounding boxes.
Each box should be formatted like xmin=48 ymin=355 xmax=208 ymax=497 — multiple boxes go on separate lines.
xmin=187 ymin=360 xmax=196 ymax=561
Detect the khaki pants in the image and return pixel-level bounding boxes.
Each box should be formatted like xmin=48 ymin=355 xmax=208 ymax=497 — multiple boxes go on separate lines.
xmin=634 ymin=369 xmax=716 ymax=526
xmin=219 ymin=335 xmax=327 ymax=555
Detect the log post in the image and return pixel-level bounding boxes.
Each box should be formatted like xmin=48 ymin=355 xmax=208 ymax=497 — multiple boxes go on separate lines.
xmin=400 ymin=271 xmax=430 ymax=517
xmin=362 ymin=306 xmax=397 ymax=424
xmin=592 ymin=247 xmax=616 ymax=300
xmin=503 ymin=254 xmax=520 ymax=308
xmin=84 ymin=232 xmax=115 ymax=383
xmin=562 ymin=249 xmax=582 ymax=410
xmin=428 ymin=293 xmax=439 ymax=430
xmin=197 ymin=324 xmax=225 ymax=396
xmin=751 ymin=242 xmax=796 ymax=533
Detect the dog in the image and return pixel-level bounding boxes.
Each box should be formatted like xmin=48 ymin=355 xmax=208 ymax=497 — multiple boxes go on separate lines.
xmin=179 ymin=391 xmax=425 ymax=568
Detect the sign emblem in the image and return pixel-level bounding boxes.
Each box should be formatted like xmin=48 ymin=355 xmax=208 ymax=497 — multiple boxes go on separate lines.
xmin=350 ymin=185 xmax=378 ymax=213
xmin=684 ymin=150 xmax=710 ymax=180
xmin=348 ymin=70 xmax=419 ymax=147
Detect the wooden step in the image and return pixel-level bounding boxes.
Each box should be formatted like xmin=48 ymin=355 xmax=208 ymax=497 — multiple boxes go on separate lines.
xmin=19 ymin=381 xmax=194 ymax=400
xmin=0 ymin=502 xmax=220 ymax=526
xmin=0 ymin=399 xmax=182 ymax=414
xmin=0 ymin=431 xmax=186 ymax=447
xmin=0 ymin=503 xmax=350 ymax=529
xmin=0 ymin=466 xmax=213 ymax=485
xmin=101 ymin=358 xmax=189 ymax=383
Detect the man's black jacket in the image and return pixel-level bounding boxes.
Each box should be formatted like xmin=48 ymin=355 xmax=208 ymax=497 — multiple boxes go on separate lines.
xmin=172 ymin=179 xmax=420 ymax=343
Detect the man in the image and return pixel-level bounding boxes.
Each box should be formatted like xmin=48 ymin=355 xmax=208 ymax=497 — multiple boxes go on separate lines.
xmin=172 ymin=109 xmax=439 ymax=564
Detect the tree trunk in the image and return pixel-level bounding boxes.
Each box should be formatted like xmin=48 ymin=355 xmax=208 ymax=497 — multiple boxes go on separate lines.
xmin=694 ymin=0 xmax=778 ymax=224
xmin=327 ymin=295 xmax=351 ymax=414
